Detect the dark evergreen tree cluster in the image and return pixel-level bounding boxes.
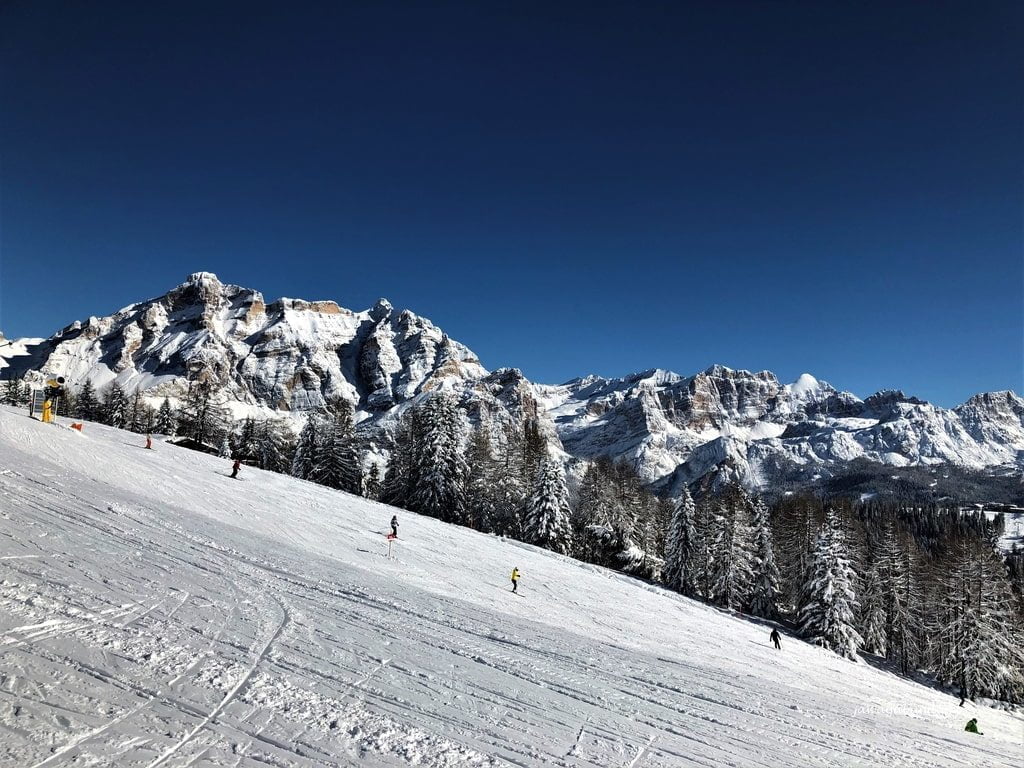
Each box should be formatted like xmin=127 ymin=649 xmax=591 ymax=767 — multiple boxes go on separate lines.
xmin=658 ymin=489 xmax=1023 ymax=701
xmin=1 ymin=377 xmax=31 ymax=406
xmin=176 ymin=379 xmax=229 ymax=446
xmin=571 ymin=457 xmax=666 ymax=579
xmin=662 ymin=485 xmax=778 ymax=616
xmin=289 ymin=404 xmax=362 ymax=495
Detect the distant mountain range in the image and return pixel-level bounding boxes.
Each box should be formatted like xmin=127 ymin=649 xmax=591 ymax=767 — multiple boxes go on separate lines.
xmin=2 ymin=272 xmax=1021 ymax=499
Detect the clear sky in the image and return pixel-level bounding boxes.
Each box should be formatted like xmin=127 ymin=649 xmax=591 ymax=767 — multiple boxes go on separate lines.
xmin=1 ymin=1 xmax=1021 ymax=406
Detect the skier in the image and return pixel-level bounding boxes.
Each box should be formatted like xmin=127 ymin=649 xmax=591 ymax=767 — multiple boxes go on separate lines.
xmin=230 ymin=458 xmax=241 ymax=479
xmin=964 ymin=718 xmax=983 ymax=735
xmin=511 ymin=567 xmax=520 ymax=593
xmin=390 ymin=515 xmax=399 ymax=538
xmin=145 ymin=434 xmax=153 ymax=450
xmin=770 ymin=628 xmax=781 ymax=650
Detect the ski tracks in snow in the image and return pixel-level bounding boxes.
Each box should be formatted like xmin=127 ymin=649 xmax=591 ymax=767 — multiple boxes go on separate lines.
xmin=145 ymin=591 xmax=289 ymax=767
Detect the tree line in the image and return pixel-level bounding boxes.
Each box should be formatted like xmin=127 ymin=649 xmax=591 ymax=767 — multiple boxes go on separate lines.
xmin=663 ymin=491 xmax=1023 ymax=703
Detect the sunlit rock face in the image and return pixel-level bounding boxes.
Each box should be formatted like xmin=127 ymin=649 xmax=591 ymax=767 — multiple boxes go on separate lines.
xmin=2 ymin=273 xmax=1020 ymax=492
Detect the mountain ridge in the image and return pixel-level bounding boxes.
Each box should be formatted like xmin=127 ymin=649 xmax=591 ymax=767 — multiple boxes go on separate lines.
xmin=2 ymin=272 xmax=1021 ymax=494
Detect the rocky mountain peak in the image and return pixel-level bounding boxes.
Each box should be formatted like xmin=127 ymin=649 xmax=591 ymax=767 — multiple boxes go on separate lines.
xmin=1 ymin=274 xmax=1021 ymax=495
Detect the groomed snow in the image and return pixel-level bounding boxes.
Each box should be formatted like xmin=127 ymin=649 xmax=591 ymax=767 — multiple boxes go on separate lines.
xmin=0 ymin=406 xmax=1021 ymax=766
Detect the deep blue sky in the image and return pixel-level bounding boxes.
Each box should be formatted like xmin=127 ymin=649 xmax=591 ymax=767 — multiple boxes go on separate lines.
xmin=1 ymin=1 xmax=1021 ymax=406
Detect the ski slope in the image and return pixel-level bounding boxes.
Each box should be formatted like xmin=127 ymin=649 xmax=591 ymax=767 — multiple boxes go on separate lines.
xmin=0 ymin=406 xmax=1020 ymax=767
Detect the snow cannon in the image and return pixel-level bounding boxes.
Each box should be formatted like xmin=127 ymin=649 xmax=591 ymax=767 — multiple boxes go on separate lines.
xmin=41 ymin=376 xmax=65 ymax=423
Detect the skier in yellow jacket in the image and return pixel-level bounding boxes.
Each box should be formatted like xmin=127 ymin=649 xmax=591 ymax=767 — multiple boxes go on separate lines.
xmin=511 ymin=567 xmax=520 ymax=593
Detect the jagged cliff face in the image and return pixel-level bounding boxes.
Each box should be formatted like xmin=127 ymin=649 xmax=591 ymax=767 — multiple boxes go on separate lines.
xmin=536 ymin=367 xmax=1024 ymax=493
xmin=1 ymin=273 xmax=488 ymax=413
xmin=2 ymin=273 xmax=1021 ymax=493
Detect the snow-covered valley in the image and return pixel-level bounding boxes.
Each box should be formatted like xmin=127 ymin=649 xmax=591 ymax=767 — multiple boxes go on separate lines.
xmin=1 ymin=406 xmax=1022 ymax=766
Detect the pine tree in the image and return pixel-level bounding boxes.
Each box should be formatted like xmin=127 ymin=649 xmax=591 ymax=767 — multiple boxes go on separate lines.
xmin=523 ymin=457 xmax=573 ymax=555
xmin=381 ymin=408 xmax=419 ymax=506
xmin=776 ymin=494 xmax=824 ymax=607
xmin=257 ymin=419 xmax=295 ymax=474
xmin=311 ymin=402 xmax=362 ymax=494
xmin=235 ymin=417 xmax=261 ymax=462
xmin=886 ymin=529 xmax=920 ymax=676
xmin=574 ymin=460 xmax=617 ymax=563
xmin=292 ymin=412 xmax=324 ymax=480
xmin=155 ymin=397 xmax=177 ymax=435
xmin=799 ymin=509 xmax=863 ymax=660
xmin=939 ymin=540 xmax=1024 ymax=702
xmin=76 ymin=379 xmax=100 ymax=421
xmin=178 ymin=378 xmax=227 ymax=446
xmin=748 ymin=497 xmax=781 ymax=618
xmin=102 ymin=383 xmax=130 ymax=428
xmin=219 ymin=435 xmax=232 ymax=458
xmin=127 ymin=391 xmax=146 ymax=433
xmin=859 ymin=543 xmax=889 ymax=656
xmin=710 ymin=490 xmax=755 ymax=610
xmin=363 ymin=462 xmax=383 ymax=500
xmin=409 ymin=394 xmax=467 ymax=524
xmin=663 ymin=487 xmax=697 ymax=595
xmin=489 ymin=421 xmax=528 ymax=537
xmin=692 ymin=496 xmax=715 ymax=600
xmin=2 ymin=377 xmax=27 ymax=406
xmin=465 ymin=422 xmax=499 ymax=532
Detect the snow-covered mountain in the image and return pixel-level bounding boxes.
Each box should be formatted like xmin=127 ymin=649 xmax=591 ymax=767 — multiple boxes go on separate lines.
xmin=2 ymin=273 xmax=1021 ymax=493
xmin=538 ymin=367 xmax=1024 ymax=494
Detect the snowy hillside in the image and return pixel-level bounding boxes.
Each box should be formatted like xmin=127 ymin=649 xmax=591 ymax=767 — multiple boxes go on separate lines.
xmin=1 ymin=407 xmax=1021 ymax=766
xmin=2 ymin=272 xmax=1022 ymax=495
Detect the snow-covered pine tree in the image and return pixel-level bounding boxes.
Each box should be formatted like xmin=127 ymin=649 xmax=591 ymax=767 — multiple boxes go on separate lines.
xmin=692 ymin=495 xmax=715 ymax=600
xmin=747 ymin=496 xmax=781 ymax=619
xmin=257 ymin=419 xmax=295 ymax=474
xmin=381 ymin=407 xmax=421 ymax=508
xmin=75 ymin=379 xmax=100 ymax=421
xmin=489 ymin=420 xmax=528 ymax=537
xmin=573 ymin=459 xmax=617 ymax=563
xmin=291 ymin=412 xmax=324 ymax=480
xmin=363 ymin=462 xmax=383 ymax=501
xmin=709 ymin=489 xmax=755 ymax=610
xmin=859 ymin=544 xmax=889 ymax=656
xmin=521 ymin=417 xmax=547 ymax=488
xmin=102 ymin=383 xmax=130 ymax=428
xmin=799 ymin=508 xmax=863 ymax=660
xmin=776 ymin=494 xmax=824 ymax=607
xmin=939 ymin=539 xmax=1024 ymax=702
xmin=523 ymin=457 xmax=573 ymax=555
xmin=235 ymin=418 xmax=261 ymax=462
xmin=885 ymin=528 xmax=921 ymax=676
xmin=663 ymin=487 xmax=697 ymax=595
xmin=310 ymin=402 xmax=362 ymax=494
xmin=155 ymin=397 xmax=177 ymax=435
xmin=465 ymin=420 xmax=499 ymax=532
xmin=73 ymin=378 xmax=98 ymax=421
xmin=218 ymin=435 xmax=232 ymax=458
xmin=2 ymin=377 xmax=27 ymax=406
xmin=409 ymin=394 xmax=467 ymax=524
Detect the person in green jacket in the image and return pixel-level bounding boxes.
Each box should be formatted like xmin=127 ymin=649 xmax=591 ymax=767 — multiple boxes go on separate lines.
xmin=964 ymin=718 xmax=983 ymax=735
